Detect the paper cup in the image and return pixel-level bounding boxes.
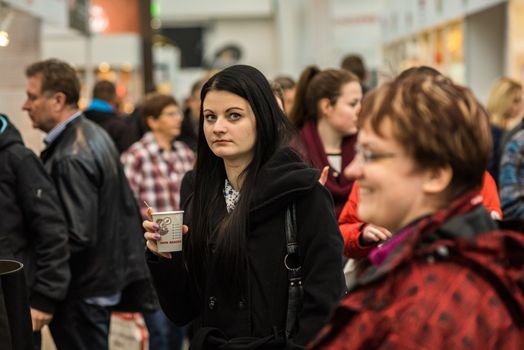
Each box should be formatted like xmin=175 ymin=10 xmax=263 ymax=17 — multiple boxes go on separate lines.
xmin=152 ymin=210 xmax=184 ymax=252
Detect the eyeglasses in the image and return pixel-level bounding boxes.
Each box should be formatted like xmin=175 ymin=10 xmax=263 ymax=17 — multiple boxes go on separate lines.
xmin=161 ymin=110 xmax=181 ymax=118
xmin=354 ymin=145 xmax=398 ymax=163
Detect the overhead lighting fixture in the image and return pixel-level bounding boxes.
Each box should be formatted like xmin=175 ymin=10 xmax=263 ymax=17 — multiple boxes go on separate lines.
xmin=90 ymin=5 xmax=109 ymax=33
xmin=98 ymin=62 xmax=111 ymax=73
xmin=0 ymin=31 xmax=8 ymax=47
xmin=150 ymin=17 xmax=161 ymax=30
xmin=0 ymin=3 xmax=14 ymax=47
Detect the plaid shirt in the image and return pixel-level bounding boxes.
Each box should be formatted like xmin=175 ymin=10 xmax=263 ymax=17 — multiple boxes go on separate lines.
xmin=499 ymin=129 xmax=524 ymax=219
xmin=121 ymin=132 xmax=195 ymax=220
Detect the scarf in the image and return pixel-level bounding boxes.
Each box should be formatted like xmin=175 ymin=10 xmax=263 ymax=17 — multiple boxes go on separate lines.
xmin=300 ymin=120 xmax=356 ymax=216
xmin=368 ymin=191 xmax=483 ymax=267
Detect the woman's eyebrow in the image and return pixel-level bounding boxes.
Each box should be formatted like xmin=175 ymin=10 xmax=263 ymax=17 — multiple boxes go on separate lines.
xmin=225 ymin=107 xmax=244 ymax=112
xmin=203 ymin=107 xmax=245 ymax=113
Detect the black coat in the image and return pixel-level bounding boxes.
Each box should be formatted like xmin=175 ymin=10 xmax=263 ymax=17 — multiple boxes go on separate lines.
xmin=84 ymin=109 xmax=138 ymax=154
xmin=41 ymin=116 xmax=148 ymax=299
xmin=0 ymin=115 xmax=70 ymax=313
xmin=148 ymin=148 xmax=345 ymax=348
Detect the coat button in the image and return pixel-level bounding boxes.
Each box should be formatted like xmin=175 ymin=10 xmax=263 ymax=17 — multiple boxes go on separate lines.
xmin=208 ymin=296 xmax=216 ymax=310
xmin=238 ymin=300 xmax=246 ymax=310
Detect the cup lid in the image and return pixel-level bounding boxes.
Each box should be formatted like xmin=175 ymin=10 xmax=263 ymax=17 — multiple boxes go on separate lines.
xmin=152 ymin=210 xmax=184 ymax=215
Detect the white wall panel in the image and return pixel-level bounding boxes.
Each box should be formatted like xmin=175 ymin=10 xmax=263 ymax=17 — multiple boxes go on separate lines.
xmin=158 ymin=0 xmax=272 ymax=22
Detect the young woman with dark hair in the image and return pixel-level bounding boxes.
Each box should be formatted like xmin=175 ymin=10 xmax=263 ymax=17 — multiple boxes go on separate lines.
xmin=144 ymin=65 xmax=345 ymax=349
xmin=289 ymin=66 xmax=362 ymax=218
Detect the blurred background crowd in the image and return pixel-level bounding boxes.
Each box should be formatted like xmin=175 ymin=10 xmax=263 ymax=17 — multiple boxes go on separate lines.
xmin=2 ymin=0 xmax=523 ymax=153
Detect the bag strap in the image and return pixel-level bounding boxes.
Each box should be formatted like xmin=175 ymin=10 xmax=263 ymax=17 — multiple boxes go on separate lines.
xmin=284 ymin=201 xmax=303 ymax=339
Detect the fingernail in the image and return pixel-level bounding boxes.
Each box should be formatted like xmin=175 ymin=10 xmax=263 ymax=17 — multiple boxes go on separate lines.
xmin=153 ymin=224 xmax=159 ymax=230
xmin=154 ymin=234 xmax=161 ymax=239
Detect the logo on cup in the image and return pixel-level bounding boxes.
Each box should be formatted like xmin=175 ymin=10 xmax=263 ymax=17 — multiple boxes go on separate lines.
xmin=156 ymin=217 xmax=172 ymax=235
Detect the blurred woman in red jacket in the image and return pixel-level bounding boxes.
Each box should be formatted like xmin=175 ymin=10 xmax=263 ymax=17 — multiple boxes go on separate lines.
xmin=309 ymin=73 xmax=524 ymax=350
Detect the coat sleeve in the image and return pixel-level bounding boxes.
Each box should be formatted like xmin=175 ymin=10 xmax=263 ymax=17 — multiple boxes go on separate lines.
xmin=292 ymin=184 xmax=345 ymax=346
xmin=146 ymin=252 xmax=200 ymax=325
xmin=51 ymin=157 xmax=99 ymax=254
xmin=16 ymin=150 xmax=70 ymax=313
xmin=480 ymin=171 xmax=502 ymax=219
xmin=146 ymin=181 xmax=199 ymax=326
xmin=338 ymin=181 xmax=375 ymax=259
xmin=499 ymin=135 xmax=524 ymax=219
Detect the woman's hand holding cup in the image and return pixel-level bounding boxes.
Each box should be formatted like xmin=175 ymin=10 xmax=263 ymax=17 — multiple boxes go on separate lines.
xmin=143 ymin=206 xmax=188 ymax=259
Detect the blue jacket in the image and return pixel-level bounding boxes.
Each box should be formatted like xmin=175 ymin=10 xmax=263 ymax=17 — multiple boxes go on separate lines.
xmin=499 ymin=128 xmax=524 ymax=219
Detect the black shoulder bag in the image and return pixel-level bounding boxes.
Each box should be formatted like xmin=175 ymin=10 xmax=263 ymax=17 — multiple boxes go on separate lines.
xmin=284 ymin=202 xmax=303 ymax=339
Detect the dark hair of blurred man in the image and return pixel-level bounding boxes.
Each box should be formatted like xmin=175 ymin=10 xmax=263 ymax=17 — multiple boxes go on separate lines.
xmin=84 ymin=80 xmax=136 ymax=153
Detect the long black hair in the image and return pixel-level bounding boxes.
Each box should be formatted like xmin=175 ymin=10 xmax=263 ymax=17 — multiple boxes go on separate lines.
xmin=187 ymin=65 xmax=293 ymax=298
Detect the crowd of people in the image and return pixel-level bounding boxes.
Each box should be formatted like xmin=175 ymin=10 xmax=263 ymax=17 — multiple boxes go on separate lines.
xmin=1 ymin=54 xmax=524 ymax=350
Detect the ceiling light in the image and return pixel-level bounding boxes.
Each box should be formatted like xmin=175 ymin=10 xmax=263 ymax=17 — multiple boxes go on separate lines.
xmin=0 ymin=31 xmax=8 ymax=47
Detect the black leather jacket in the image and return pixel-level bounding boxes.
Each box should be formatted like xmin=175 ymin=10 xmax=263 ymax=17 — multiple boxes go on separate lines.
xmin=41 ymin=115 xmax=147 ymax=298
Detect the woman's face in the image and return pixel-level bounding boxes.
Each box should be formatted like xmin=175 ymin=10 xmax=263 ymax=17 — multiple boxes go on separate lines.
xmin=323 ymin=81 xmax=362 ymax=136
xmin=344 ymin=120 xmax=443 ymax=232
xmin=283 ymin=87 xmax=296 ymax=116
xmin=148 ymin=104 xmax=182 ymax=139
xmin=510 ymin=89 xmax=523 ymax=120
xmin=203 ymin=90 xmax=257 ymax=167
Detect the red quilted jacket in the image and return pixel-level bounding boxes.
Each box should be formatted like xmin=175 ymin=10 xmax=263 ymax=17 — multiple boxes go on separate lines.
xmin=310 ymin=193 xmax=524 ymax=350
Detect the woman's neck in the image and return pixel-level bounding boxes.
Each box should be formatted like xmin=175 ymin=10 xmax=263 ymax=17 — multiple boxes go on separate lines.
xmin=506 ymin=115 xmax=522 ymax=130
xmin=317 ymin=119 xmax=343 ymax=154
xmin=153 ymin=131 xmax=175 ymax=151
xmin=224 ymin=161 xmax=247 ymax=191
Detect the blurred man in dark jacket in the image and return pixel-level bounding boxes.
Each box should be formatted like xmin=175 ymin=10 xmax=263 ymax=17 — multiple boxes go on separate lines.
xmin=84 ymin=80 xmax=136 ymax=153
xmin=22 ymin=58 xmax=148 ymax=350
xmin=0 ymin=113 xmax=70 ymax=347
